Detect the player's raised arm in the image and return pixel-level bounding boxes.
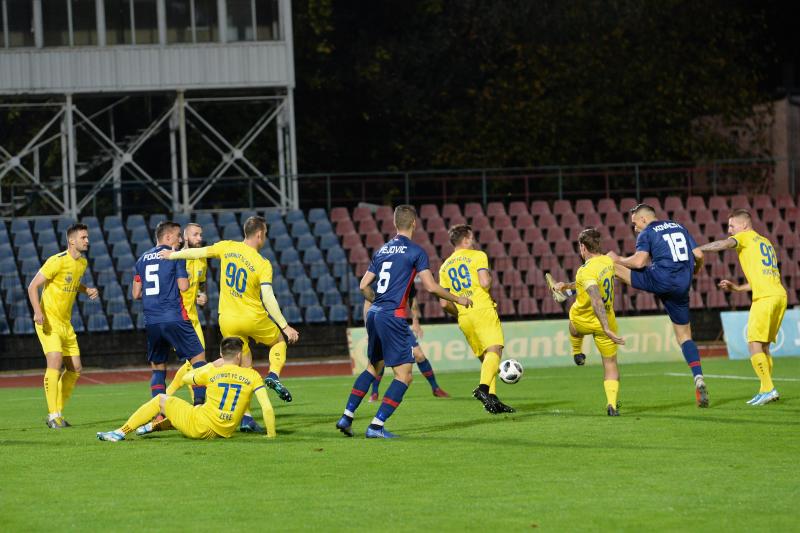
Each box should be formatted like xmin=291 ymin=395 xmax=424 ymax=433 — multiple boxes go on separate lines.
xmin=253 ymin=385 xmax=276 ymax=438
xmin=610 ymin=249 xmax=650 ymax=269
xmin=419 ymin=269 xmax=473 ymax=308
xmin=159 ymin=245 xmax=214 ymax=260
xmin=587 ymin=285 xmax=625 ymax=345
xmin=698 ymin=237 xmax=737 ymax=253
xmin=692 ymin=247 xmax=705 ymax=275
xmin=719 ymin=280 xmax=751 ymax=292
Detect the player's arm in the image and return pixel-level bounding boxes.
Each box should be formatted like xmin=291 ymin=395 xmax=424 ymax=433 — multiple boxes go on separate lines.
xmin=359 ymin=271 xmax=377 ymax=303
xmin=410 ymin=295 xmax=423 ymax=338
xmin=719 ymin=280 xmax=751 ymax=292
xmin=177 ymin=277 xmax=189 ymax=291
xmin=132 ymin=276 xmax=142 ymax=300
xmin=698 ymin=237 xmax=737 ymax=253
xmin=197 ymin=281 xmax=208 ymax=306
xmin=260 ymin=283 xmax=299 ymax=343
xmin=439 ymin=292 xmax=459 ymax=317
xmin=692 ymin=247 xmax=704 ymax=276
xmin=419 ymin=270 xmax=473 ymax=307
xmin=159 ymin=246 xmax=214 ymax=260
xmin=477 ymin=269 xmax=492 ymax=290
xmin=27 ymin=272 xmax=48 ymax=325
xmin=553 ymin=281 xmax=577 ymax=292
xmin=253 ymin=386 xmax=276 ymax=438
xmin=609 ymin=250 xmax=650 ymax=269
xmin=78 ymin=283 xmax=100 ymax=300
xmin=586 ymin=284 xmax=625 ymax=345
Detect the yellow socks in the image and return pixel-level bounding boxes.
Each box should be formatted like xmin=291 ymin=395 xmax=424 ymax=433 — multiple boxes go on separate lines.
xmin=603 ymin=380 xmax=619 ymax=407
xmin=489 ymin=375 xmax=497 ymax=396
xmin=57 ymin=370 xmax=80 ymax=413
xmin=480 ymin=351 xmax=501 ymax=387
xmin=120 ymin=397 xmax=161 ymax=435
xmin=570 ymin=334 xmax=583 ymax=355
xmin=269 ymin=342 xmax=288 ymax=376
xmin=750 ymin=353 xmax=774 ymax=393
xmin=767 ymin=354 xmax=774 ymax=374
xmin=44 ymin=368 xmax=60 ymax=416
xmin=166 ymin=360 xmax=192 ymax=396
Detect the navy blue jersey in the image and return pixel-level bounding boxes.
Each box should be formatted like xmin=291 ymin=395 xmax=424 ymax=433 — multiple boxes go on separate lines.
xmin=636 ymin=220 xmax=698 ymax=274
xmin=134 ymin=245 xmax=189 ymax=325
xmin=367 ymin=235 xmax=429 ymax=318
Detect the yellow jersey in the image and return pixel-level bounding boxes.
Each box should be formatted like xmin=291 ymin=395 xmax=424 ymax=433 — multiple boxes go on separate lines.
xmin=206 ymin=241 xmax=273 ymax=319
xmin=190 ymin=363 xmax=265 ymax=438
xmin=731 ymin=230 xmax=786 ymax=300
xmin=181 ymin=257 xmax=207 ymax=320
xmin=571 ymin=255 xmax=615 ymax=322
xmin=39 ymin=251 xmax=88 ymax=324
xmin=439 ymin=248 xmax=495 ymax=314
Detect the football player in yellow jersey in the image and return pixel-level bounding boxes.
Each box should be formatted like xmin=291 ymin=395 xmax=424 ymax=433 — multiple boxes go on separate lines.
xmin=27 ymin=223 xmax=100 ymax=428
xmin=97 ymin=337 xmax=276 ymax=442
xmin=699 ymin=209 xmax=788 ymax=406
xmin=550 ymin=228 xmax=626 ymax=416
xmin=438 ymin=224 xmax=514 ymax=414
xmin=160 ymin=216 xmax=299 ymax=430
xmin=166 ymin=223 xmax=208 ymax=402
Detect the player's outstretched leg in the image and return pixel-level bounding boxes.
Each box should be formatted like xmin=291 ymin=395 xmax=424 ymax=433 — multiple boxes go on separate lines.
xmin=97 ymin=395 xmax=163 ymax=442
xmin=369 ymin=366 xmax=384 ymax=402
xmin=569 ymin=323 xmax=586 ymax=366
xmin=337 ymin=369 xmax=378 ymax=436
xmin=674 ymin=323 xmax=708 ymax=408
xmin=265 ymin=341 xmax=292 ymax=402
xmin=366 ymin=364 xmax=412 ymax=438
xmin=602 ymin=355 xmax=620 ymax=416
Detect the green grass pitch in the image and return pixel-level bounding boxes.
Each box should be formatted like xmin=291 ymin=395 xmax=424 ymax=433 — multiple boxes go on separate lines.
xmin=0 ymin=358 xmax=797 ymax=531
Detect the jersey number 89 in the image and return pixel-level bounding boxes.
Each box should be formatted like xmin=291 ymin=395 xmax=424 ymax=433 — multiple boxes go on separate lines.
xmin=447 ymin=264 xmax=472 ymax=292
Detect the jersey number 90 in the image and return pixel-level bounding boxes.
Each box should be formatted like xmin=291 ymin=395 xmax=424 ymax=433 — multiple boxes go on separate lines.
xmin=225 ymin=263 xmax=248 ymax=293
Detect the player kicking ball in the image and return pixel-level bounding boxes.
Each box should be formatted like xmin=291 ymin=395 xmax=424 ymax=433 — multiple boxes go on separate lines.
xmin=607 ymin=203 xmax=709 ymax=408
xmin=97 ymin=337 xmax=275 ymax=442
xmin=439 ymin=224 xmax=514 ymax=414
xmin=335 ymin=206 xmax=471 ymax=439
xmin=698 ymin=209 xmax=787 ymax=405
xmin=548 ymin=228 xmax=625 ymax=416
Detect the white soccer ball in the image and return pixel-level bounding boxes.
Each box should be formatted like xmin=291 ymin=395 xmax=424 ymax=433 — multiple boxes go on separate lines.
xmin=498 ymin=359 xmax=523 ymax=384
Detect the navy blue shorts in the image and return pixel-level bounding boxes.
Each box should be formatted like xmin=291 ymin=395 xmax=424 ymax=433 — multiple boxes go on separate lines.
xmin=146 ymin=321 xmax=204 ymax=364
xmin=366 ymin=312 xmax=415 ymax=367
xmin=631 ymin=267 xmax=691 ymax=325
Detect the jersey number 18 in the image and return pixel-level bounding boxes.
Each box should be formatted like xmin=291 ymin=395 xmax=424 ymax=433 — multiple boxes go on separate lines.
xmin=662 ymin=233 xmax=689 ymax=262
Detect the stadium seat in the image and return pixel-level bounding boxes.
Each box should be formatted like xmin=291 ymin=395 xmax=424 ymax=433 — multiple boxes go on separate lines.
xmin=319 ymin=234 xmax=340 ymax=250
xmin=329 ymin=207 xmax=350 ymax=223
xmin=477 ymin=229 xmax=498 ymax=243
xmin=304 ymin=305 xmax=326 ymax=324
xmin=291 ymin=221 xmax=311 ymax=238
xmin=89 ymin=242 xmax=109 ymax=259
xmin=222 ymin=223 xmax=243 ymax=240
xmin=147 ymin=214 xmax=166 ymax=230
xmin=130 ymin=226 xmax=150 ymax=243
xmin=312 ymin=220 xmax=334 ymax=237
xmin=13 ymin=316 xmax=35 ymax=335
xmin=112 ymin=312 xmax=134 ymax=331
xmin=425 ymin=217 xmax=446 ymax=232
xmin=322 ymin=289 xmax=343 ymax=306
xmin=291 ymin=277 xmax=313 ymax=294
xmin=285 ymin=209 xmax=305 ymax=225
xmin=328 ymin=304 xmax=349 ymax=323
xmin=441 ymin=204 xmax=462 ymax=221
xmin=283 ymin=305 xmax=302 ymax=324
xmin=10 ymin=219 xmax=30 ymax=234
xmin=685 ymin=196 xmax=706 ymax=213
xmin=596 ymin=198 xmax=616 ymax=213
xmin=508 ymin=201 xmax=528 ymax=218
xmin=341 ymin=233 xmax=362 ymax=253
xmin=464 ymin=202 xmax=484 ymax=219
xmin=308 ymin=208 xmax=328 ymax=224
xmin=552 ymin=199 xmax=572 ymax=217
xmin=357 ymin=219 xmax=378 ymax=234
xmin=420 ymin=204 xmax=440 ymax=219
xmin=284 ymin=262 xmax=306 ymax=280
xmin=486 ymin=202 xmax=506 ymax=218
xmin=574 ymin=199 xmax=596 ymax=215
xmin=730 ymin=195 xmax=751 ymax=210
xmin=87 ymin=313 xmax=110 ymax=332
xmin=217 ymin=212 xmax=237 ymax=227
xmin=335 ymin=219 xmax=356 ymax=236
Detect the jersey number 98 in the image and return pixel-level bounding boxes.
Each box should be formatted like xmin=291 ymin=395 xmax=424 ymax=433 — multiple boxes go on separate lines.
xmin=760 ymin=242 xmax=778 ymax=267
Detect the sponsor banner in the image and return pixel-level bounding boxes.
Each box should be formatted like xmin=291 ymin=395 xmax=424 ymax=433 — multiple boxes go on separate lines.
xmin=347 ymin=315 xmax=684 ymax=375
xmin=720 ymin=309 xmax=800 ymax=360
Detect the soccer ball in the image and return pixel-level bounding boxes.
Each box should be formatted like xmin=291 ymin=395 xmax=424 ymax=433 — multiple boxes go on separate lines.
xmin=498 ymin=359 xmax=523 ymax=384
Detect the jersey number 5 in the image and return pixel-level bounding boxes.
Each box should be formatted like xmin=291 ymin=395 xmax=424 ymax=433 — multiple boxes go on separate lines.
xmin=376 ymin=262 xmax=392 ymax=294
xmin=145 ymin=264 xmax=160 ymax=295
xmin=662 ymin=233 xmax=689 ymax=262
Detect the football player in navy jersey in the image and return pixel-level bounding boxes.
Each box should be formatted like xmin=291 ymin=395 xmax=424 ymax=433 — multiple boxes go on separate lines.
xmin=133 ymin=221 xmax=206 ymax=404
xmin=608 ymin=204 xmax=708 ymax=407
xmin=336 ymin=205 xmax=472 ymax=438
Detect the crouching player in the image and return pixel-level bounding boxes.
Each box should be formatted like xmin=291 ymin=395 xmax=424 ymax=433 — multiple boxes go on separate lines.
xmin=550 ymin=228 xmax=626 ymax=416
xmin=97 ymin=337 xmax=275 ymax=442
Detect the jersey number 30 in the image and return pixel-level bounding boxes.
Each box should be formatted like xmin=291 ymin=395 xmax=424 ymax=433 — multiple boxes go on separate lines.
xmin=662 ymin=233 xmax=689 ymax=262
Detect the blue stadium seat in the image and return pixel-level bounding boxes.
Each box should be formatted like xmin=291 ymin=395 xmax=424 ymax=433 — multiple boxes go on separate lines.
xmin=0 ymin=226 xmax=9 ymax=245
xmin=298 ymin=290 xmax=320 ymax=307
xmin=71 ymin=310 xmax=85 ymax=333
xmin=82 ymin=216 xmax=100 ymax=229
xmin=348 ymin=289 xmax=365 ymax=307
xmin=136 ymin=313 xmax=146 ymax=329
xmin=316 ymin=274 xmax=337 ymax=293
xmin=36 ymin=227 xmax=57 ymax=244
xmin=284 ymin=262 xmax=305 ymax=280
xmin=88 ymin=227 xmax=104 ymax=244
xmin=313 ymin=220 xmax=334 ymax=237
xmin=125 ymin=214 xmax=146 ymax=231
xmin=111 ymin=240 xmax=133 ymax=258
xmin=328 ymin=304 xmax=349 ymax=323
xmin=173 ymin=213 xmax=191 ymax=227
xmin=269 ymin=220 xmax=288 ymax=237
xmin=264 ymin=210 xmax=282 ymax=224
xmin=87 ymin=313 xmax=110 ymax=332
xmin=307 ymin=208 xmax=328 ymax=224
xmin=96 ymin=270 xmax=118 ymax=287
xmin=0 ymin=245 xmax=14 ymax=261
xmin=116 ymin=254 xmax=135 ymax=272
xmin=308 ymin=262 xmax=330 ymax=280
xmin=351 ymin=304 xmax=362 ymax=321
xmin=260 ymin=248 xmax=277 ymax=265
xmin=330 ymin=262 xmax=352 ymax=280
xmin=280 ymin=248 xmax=299 ymax=265
xmin=304 ymin=305 xmax=326 ymax=324
xmin=106 ymin=298 xmax=127 ymax=315
xmin=135 ymin=241 xmax=153 ymax=257
xmin=291 ymin=276 xmax=312 ymax=294
xmin=17 ymin=243 xmax=38 ymax=261
xmin=0 ymin=317 xmax=10 ymax=335
xmin=13 ymin=230 xmax=35 ymax=250
xmin=295 ymin=234 xmax=316 ymax=250
xmin=103 ymin=215 xmax=123 ymax=230
xmin=272 ymin=277 xmax=290 ymax=294
xmin=56 ymin=218 xmax=75 ymax=233
xmin=112 ymin=312 xmax=134 ymax=331
xmin=10 ymin=300 xmax=30 ymax=320
xmin=148 ymin=214 xmax=167 ymax=230
xmin=303 ymin=247 xmax=323 ymax=264
xmin=206 ymin=278 xmax=219 ymax=298
xmin=129 ymin=298 xmax=143 ymax=315
xmin=217 ymin=212 xmax=237 ymax=227
xmin=273 ymin=235 xmax=292 ymax=251
xmin=103 ymin=283 xmax=124 ymax=301
xmin=10 ymin=219 xmax=30 ymax=234
xmin=0 ymin=259 xmax=18 ymax=277
xmin=33 ymin=218 xmax=53 ymax=233
xmin=88 ymin=242 xmax=109 ymax=259
xmin=130 ymin=226 xmax=150 ymax=243
xmin=290 ymin=221 xmax=311 ymax=238
xmin=326 ymin=246 xmax=346 ymax=264
xmin=202 ymin=225 xmax=220 ymax=242
xmin=322 ymin=289 xmax=343 ymax=306
xmin=5 ymin=285 xmax=24 ymax=303
xmin=195 ymin=213 xmax=215 ymax=227
xmin=20 ymin=258 xmax=40 ymax=276
xmin=285 ymin=209 xmax=305 ymax=225
xmin=14 ymin=316 xmax=35 ymax=334
xmin=338 ymin=273 xmax=359 ymax=292
xmin=92 ymin=255 xmax=114 ymax=272
xmin=40 ymin=243 xmax=60 ymax=258
xmin=239 ymin=211 xmax=259 ymax=225
xmin=106 ymin=227 xmax=128 ymax=244
xmin=277 ymin=292 xmax=296 ymax=309
xmin=222 ymin=223 xmax=242 ymax=240
xmin=282 ymin=305 xmax=302 ymax=324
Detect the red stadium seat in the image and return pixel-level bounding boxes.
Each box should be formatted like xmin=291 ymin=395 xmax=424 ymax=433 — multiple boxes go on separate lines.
xmin=379 ymin=218 xmax=395 ymax=236
xmin=672 ymin=209 xmax=692 ymax=226
xmin=465 ymin=202 xmax=484 ymax=219
xmin=486 ymin=202 xmax=507 ymax=218
xmin=335 ymin=219 xmax=356 ymax=236
xmin=553 ymin=199 xmax=572 ymax=216
xmin=706 ymin=291 xmax=728 ymax=309
xmin=447 ymin=214 xmax=467 ymax=226
xmin=509 ymin=201 xmax=529 ymax=217
xmin=730 ymin=291 xmax=750 ymax=309
xmin=523 ymin=227 xmax=544 ymax=244
xmin=354 ymin=261 xmax=370 ymax=277
xmin=375 ymin=205 xmax=393 ymax=221
xmin=531 ymin=240 xmax=552 ymax=257
xmin=619 ymin=197 xmax=638 ymax=213
xmin=341 ymin=233 xmax=362 ymax=249
xmin=539 ymin=255 xmax=561 ymax=273
xmin=786 ymin=207 xmax=800 ymax=229
xmin=515 ymin=213 xmax=534 ymax=228
xmin=440 ymin=243 xmax=455 ymax=258
xmin=493 ymin=256 xmax=514 ymax=273
xmin=554 ymin=239 xmax=575 ymax=258
xmin=420 ymin=204 xmax=440 ymax=219
xmin=486 ymin=242 xmax=507 ymax=258
xmin=412 ymin=230 xmax=430 ymax=244
xmin=540 ymin=297 xmax=563 ymax=315
xmin=602 ymin=237 xmax=619 ymax=253
xmin=574 ymin=199 xmax=596 ymax=216
xmin=478 ymin=229 xmax=499 ymax=243
xmin=537 ymin=213 xmax=557 ymax=228
xmin=708 ymin=196 xmax=729 ymax=215
xmin=635 ymin=293 xmax=658 ymax=311
xmin=583 ymin=212 xmax=602 ymax=227
xmin=560 ymin=212 xmax=580 ymax=227
xmin=686 ymin=195 xmax=706 ymax=214
xmin=773 ymin=220 xmax=792 ymax=238
xmin=364 ymin=232 xmax=384 ymax=250
xmin=562 ymin=255 xmax=582 ymax=277
xmin=423 ymin=301 xmax=445 ymax=319
xmin=425 ymin=217 xmax=446 ymax=232
xmin=545 ymin=226 xmax=566 ymax=242
xmin=604 ymin=211 xmax=625 ymax=227
xmin=753 ymin=194 xmax=773 ymax=211
xmin=776 ymin=196 xmax=797 ymax=210
xmin=330 ymin=207 xmax=350 ymax=222
xmin=565 ymin=225 xmax=583 ymax=241
xmin=597 ymin=198 xmax=617 ymax=213
xmin=349 ymin=247 xmax=369 ymax=263
xmin=498 ymin=300 xmax=516 ymax=317
xmin=517 ymin=298 xmax=539 ymax=316
xmin=490 ymin=285 xmax=505 ymax=302
xmin=664 ymin=196 xmax=684 ymax=213
xmin=493 ymin=214 xmax=512 ymax=230
xmin=516 ymin=256 xmax=539 ymax=275
xmin=352 ymin=207 xmax=372 ymax=222
xmin=420 ymin=242 xmax=437 ymax=258
xmin=471 ymin=215 xmax=491 ymax=230
xmin=610 ymin=225 xmax=632 ymax=242
xmin=502 ymin=228 xmax=522 ymax=243
xmin=710 ymin=262 xmax=733 ymax=280
xmin=432 ymin=230 xmax=450 ymax=247
xmin=442 ymin=203 xmax=462 ymax=220
xmin=358 ymin=218 xmax=377 ymax=234
xmin=694 ymin=209 xmax=715 ymax=226
xmin=530 ymin=200 xmax=551 ymax=218
xmin=642 ymin=197 xmax=662 ymax=211
xmin=508 ymin=283 xmax=531 ymax=301
xmin=690 ymin=291 xmax=704 ymax=310
xmin=730 ymin=195 xmax=751 ymax=210
xmin=622 ymin=237 xmax=636 ymax=255
xmin=761 ymin=207 xmax=780 ymax=227
xmin=502 ymin=269 xmax=523 ymax=286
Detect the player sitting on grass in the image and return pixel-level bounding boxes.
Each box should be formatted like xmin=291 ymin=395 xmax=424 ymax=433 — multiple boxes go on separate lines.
xmin=548 ymin=228 xmax=626 ymax=416
xmin=369 ymin=291 xmax=449 ymax=401
xmin=698 ymin=209 xmax=787 ymax=406
xmin=439 ymin=224 xmax=514 ymax=414
xmin=607 ymin=203 xmax=709 ymax=408
xmin=97 ymin=337 xmax=275 ymax=442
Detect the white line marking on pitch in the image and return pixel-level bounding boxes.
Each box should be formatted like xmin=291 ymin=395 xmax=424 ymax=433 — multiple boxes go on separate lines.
xmin=664 ymin=372 xmax=800 ymax=382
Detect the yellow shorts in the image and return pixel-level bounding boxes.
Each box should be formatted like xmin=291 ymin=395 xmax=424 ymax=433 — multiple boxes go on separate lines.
xmin=219 ymin=314 xmax=280 ymax=356
xmin=35 ymin=320 xmax=80 ymax=357
xmin=164 ymin=396 xmax=217 ymax=440
xmin=570 ymin=309 xmax=619 ymax=358
xmin=457 ymin=308 xmax=504 ymax=357
xmin=189 ymin=315 xmax=205 ymax=349
xmin=747 ymin=294 xmax=787 ymax=344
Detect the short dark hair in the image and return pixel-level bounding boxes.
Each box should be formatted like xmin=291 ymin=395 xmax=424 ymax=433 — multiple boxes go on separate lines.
xmin=729 ymin=208 xmax=752 ymax=221
xmin=155 ymin=220 xmax=181 ymax=241
xmin=630 ymin=203 xmax=656 ymax=217
xmin=448 ymin=224 xmax=473 ymax=246
xmin=578 ymin=227 xmax=602 ymax=253
xmin=243 ymin=215 xmax=267 ymax=238
xmin=220 ymin=336 xmax=244 ymax=358
xmin=66 ymin=223 xmax=88 ymax=238
xmin=394 ymin=205 xmax=417 ymax=231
